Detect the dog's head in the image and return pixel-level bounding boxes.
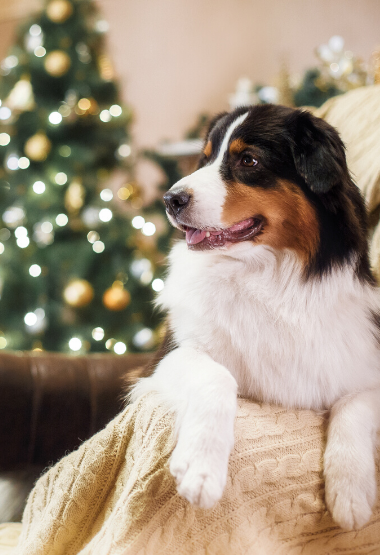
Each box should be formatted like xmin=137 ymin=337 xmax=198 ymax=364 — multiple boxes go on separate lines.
xmin=164 ymin=104 xmax=372 ymax=280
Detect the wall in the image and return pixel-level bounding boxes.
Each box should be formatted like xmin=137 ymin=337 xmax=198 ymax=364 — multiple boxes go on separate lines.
xmin=0 ymin=0 xmax=379 ymax=150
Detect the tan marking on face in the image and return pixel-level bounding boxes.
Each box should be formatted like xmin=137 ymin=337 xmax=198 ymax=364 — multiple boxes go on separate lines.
xmin=222 ymin=180 xmax=320 ymax=263
xmin=229 ymin=138 xmax=249 ymax=155
xmin=203 ymin=140 xmax=212 ymax=158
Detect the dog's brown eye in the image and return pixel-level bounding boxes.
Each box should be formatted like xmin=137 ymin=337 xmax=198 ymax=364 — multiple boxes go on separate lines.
xmin=241 ymin=154 xmax=258 ymax=167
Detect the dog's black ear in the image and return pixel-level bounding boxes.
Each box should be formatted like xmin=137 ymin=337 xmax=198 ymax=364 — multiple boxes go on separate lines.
xmin=287 ymin=110 xmax=348 ymax=194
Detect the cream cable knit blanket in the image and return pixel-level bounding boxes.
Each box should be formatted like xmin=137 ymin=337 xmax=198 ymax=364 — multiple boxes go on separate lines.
xmin=0 ymin=393 xmax=379 ymax=555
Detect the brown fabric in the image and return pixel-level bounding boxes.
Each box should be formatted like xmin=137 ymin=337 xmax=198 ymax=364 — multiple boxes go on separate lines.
xmin=0 ymin=352 xmax=151 ymax=470
xmin=8 ymin=394 xmax=380 ymax=555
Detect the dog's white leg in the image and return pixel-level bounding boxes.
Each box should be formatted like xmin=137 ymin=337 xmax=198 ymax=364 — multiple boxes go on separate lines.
xmin=130 ymin=346 xmax=238 ymax=509
xmin=324 ymin=386 xmax=380 ymax=530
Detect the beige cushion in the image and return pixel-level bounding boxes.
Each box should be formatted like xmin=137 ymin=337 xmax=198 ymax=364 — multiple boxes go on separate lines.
xmin=315 ymin=84 xmax=380 ymax=214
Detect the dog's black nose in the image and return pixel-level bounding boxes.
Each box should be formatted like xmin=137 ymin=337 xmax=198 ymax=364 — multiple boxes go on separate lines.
xmin=163 ymin=190 xmax=191 ymax=217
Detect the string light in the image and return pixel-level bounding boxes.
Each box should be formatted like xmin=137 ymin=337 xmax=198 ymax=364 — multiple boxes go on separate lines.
xmin=2 ymin=56 xmax=18 ymax=69
xmin=130 ymin=258 xmax=151 ymax=278
xmin=152 ymin=278 xmax=164 ymax=292
xmin=33 ymin=181 xmax=46 ymax=194
xmin=114 ymin=341 xmax=126 ymax=354
xmin=142 ymin=222 xmax=156 ymax=236
xmin=92 ymin=327 xmax=104 ymax=341
xmin=15 ymin=226 xmax=27 ymax=238
xmin=29 ymin=264 xmax=41 ymax=277
xmin=93 ymin=240 xmax=105 ymax=253
xmin=18 ymin=157 xmax=30 ymax=169
xmin=105 ymin=338 xmax=115 ymax=350
xmin=41 ymin=221 xmax=53 ymax=233
xmin=133 ymin=328 xmax=154 ymax=349
xmin=0 ymin=337 xmax=7 ymax=349
xmin=87 ymin=231 xmax=99 ymax=243
xmin=58 ymin=105 xmax=71 ymax=117
xmin=117 ymin=144 xmax=131 ymax=157
xmin=49 ymin=112 xmax=62 ymax=125
xmin=30 ymin=24 xmax=42 ymax=36
xmin=2 ymin=206 xmax=25 ymax=227
xmin=95 ymin=20 xmax=109 ymax=33
xmin=69 ymin=337 xmax=82 ymax=351
xmin=7 ymin=156 xmax=19 ymax=170
xmin=56 ymin=214 xmax=68 ymax=226
xmin=17 ymin=236 xmax=30 ymax=248
xmin=0 ymin=133 xmax=10 ymax=146
xmin=55 ymin=172 xmax=67 ymax=185
xmin=34 ymin=46 xmax=46 ymax=58
xmin=140 ymin=270 xmax=153 ymax=285
xmin=0 ymin=107 xmax=11 ymax=120
xmin=131 ymin=216 xmax=144 ymax=229
xmin=109 ymin=105 xmax=122 ymax=117
xmin=24 ymin=312 xmax=37 ymax=326
xmin=99 ymin=208 xmax=112 ymax=222
xmin=117 ymin=187 xmax=131 ymax=200
xmin=100 ymin=188 xmax=113 ymax=201
xmin=0 ymin=243 xmax=4 ymax=255
xmin=24 ymin=308 xmax=46 ymax=334
xmin=59 ymin=145 xmax=71 ymax=156
xmin=82 ymin=207 xmax=100 ymax=227
xmin=99 ymin=110 xmax=111 ymax=122
xmin=78 ymin=98 xmax=91 ymax=110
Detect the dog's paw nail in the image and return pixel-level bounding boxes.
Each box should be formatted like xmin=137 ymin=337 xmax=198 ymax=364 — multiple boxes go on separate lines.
xmin=176 ymin=468 xmax=225 ymax=509
xmin=170 ymin=447 xmax=227 ymax=509
xmin=328 ymin=490 xmax=373 ymax=530
xmin=325 ymin=466 xmax=376 ymax=530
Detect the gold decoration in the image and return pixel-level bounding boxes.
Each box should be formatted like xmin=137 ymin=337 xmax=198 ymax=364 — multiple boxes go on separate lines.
xmin=24 ymin=132 xmax=52 ymax=161
xmin=63 ymin=279 xmax=94 ymax=307
xmin=65 ymin=179 xmax=85 ymax=212
xmin=46 ymin=0 xmax=73 ymax=23
xmin=98 ymin=55 xmax=115 ymax=81
xmin=315 ymin=36 xmax=367 ymax=92
xmin=44 ymin=50 xmax=71 ymax=77
xmin=276 ymin=64 xmax=294 ymax=107
xmin=103 ymin=281 xmax=131 ymax=311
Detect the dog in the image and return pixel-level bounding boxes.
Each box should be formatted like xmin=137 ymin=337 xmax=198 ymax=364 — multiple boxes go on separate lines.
xmin=130 ymin=104 xmax=380 ymax=531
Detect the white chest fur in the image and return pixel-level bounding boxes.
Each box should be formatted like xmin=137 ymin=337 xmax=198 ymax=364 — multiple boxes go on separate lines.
xmin=158 ymin=242 xmax=380 ymax=410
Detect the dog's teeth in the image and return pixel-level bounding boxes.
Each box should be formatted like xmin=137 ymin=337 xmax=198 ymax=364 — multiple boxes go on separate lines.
xmin=205 ymin=232 xmax=210 ymax=237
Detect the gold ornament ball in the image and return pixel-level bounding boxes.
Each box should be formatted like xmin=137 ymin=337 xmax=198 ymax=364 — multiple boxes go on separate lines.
xmin=24 ymin=132 xmax=52 ymax=162
xmin=63 ymin=279 xmax=94 ymax=308
xmin=46 ymin=0 xmax=73 ymax=23
xmin=103 ymin=283 xmax=131 ymax=311
xmin=44 ymin=50 xmax=71 ymax=77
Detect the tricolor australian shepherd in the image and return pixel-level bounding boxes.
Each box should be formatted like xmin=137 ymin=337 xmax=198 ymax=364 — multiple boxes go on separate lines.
xmin=131 ymin=104 xmax=380 ymax=531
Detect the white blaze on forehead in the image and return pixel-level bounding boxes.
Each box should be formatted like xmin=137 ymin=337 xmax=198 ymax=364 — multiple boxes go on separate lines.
xmin=168 ymin=111 xmax=249 ymax=230
xmin=213 ymin=111 xmax=249 ymax=167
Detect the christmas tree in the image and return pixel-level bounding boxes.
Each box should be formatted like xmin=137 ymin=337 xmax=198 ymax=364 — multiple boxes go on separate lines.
xmin=0 ymin=0 xmax=171 ymax=354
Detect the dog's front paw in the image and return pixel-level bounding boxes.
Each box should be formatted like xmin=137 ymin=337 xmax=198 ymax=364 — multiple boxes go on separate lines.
xmin=324 ymin=446 xmax=377 ymax=530
xmin=170 ymin=443 xmax=229 ymax=509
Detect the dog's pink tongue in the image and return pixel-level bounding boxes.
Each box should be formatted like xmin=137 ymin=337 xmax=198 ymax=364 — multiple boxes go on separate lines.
xmin=186 ymin=228 xmax=207 ymax=245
